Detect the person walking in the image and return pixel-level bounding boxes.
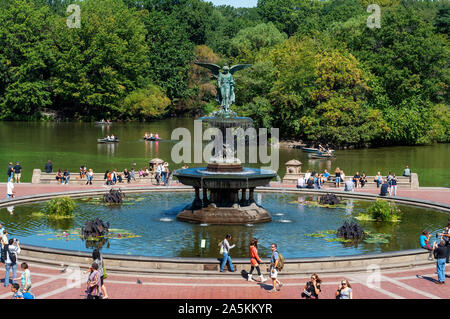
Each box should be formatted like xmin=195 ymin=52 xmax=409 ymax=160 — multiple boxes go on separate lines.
xmin=6 ymin=179 xmax=14 ymax=199
xmin=219 ymin=234 xmax=235 ymax=272
xmin=86 ymin=262 xmax=101 ymax=299
xmin=301 ymin=274 xmax=322 ymax=299
xmin=13 ymin=162 xmax=21 ymax=183
xmin=389 ymin=173 xmax=398 ymax=196
xmin=92 ymin=249 xmax=109 ymax=299
xmin=269 ymin=243 xmax=283 ymax=293
xmin=15 ymin=262 xmax=31 ymax=293
xmin=7 ymin=162 xmax=13 ymax=182
xmin=433 ymin=240 xmax=448 ymax=284
xmin=247 ymin=238 xmax=267 ymax=282
xmin=4 ymin=238 xmax=20 ymax=287
xmin=336 ymin=279 xmax=353 ymax=299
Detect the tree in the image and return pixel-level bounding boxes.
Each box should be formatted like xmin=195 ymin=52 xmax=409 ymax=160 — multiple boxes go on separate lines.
xmin=122 ymin=84 xmax=170 ymax=119
xmin=0 ymin=0 xmax=55 ymax=120
xmin=143 ymin=10 xmax=194 ymax=101
xmin=230 ymin=22 xmax=287 ymax=62
xmin=51 ymin=0 xmax=150 ymax=119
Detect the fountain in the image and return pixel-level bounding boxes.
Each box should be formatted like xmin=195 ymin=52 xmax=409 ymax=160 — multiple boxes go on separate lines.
xmin=174 ymin=62 xmax=277 ymax=224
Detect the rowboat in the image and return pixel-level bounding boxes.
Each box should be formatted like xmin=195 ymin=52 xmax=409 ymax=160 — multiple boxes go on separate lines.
xmin=308 ymin=153 xmax=335 ymax=159
xmin=97 ymin=138 xmax=119 ymax=143
xmin=144 ymin=137 xmax=161 ymax=141
xmin=95 ymin=121 xmax=111 ymax=125
xmin=301 ymin=147 xmax=320 ymax=153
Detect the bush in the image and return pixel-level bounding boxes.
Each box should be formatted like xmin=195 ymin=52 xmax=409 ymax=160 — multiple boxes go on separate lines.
xmin=45 ymin=197 xmax=76 ymax=218
xmin=365 ymin=199 xmax=401 ymax=222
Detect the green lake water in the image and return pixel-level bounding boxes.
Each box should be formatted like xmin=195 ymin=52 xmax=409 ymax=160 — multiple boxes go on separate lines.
xmin=0 ymin=119 xmax=448 ymax=187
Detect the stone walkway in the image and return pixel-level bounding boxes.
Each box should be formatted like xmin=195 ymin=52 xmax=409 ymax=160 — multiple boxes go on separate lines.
xmin=0 ymin=263 xmax=448 ymax=299
xmin=0 ymin=182 xmax=449 ymax=299
xmin=2 ymin=182 xmax=450 ymax=205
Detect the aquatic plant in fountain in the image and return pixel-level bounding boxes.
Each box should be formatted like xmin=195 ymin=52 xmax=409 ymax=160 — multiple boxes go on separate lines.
xmin=44 ymin=196 xmax=76 ymax=219
xmin=337 ymin=221 xmax=365 ymax=240
xmin=356 ymin=199 xmax=401 ymax=222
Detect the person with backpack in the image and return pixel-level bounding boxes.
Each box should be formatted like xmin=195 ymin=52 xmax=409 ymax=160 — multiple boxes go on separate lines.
xmin=7 ymin=162 xmax=13 ymax=182
xmin=3 ymin=238 xmax=20 ymax=287
xmin=219 ymin=234 xmax=235 ymax=272
xmin=92 ymin=249 xmax=109 ymax=299
xmin=11 ymin=283 xmax=34 ymax=299
xmin=433 ymin=240 xmax=448 ymax=284
xmin=269 ymin=243 xmax=284 ymax=293
xmin=247 ymin=238 xmax=267 ymax=283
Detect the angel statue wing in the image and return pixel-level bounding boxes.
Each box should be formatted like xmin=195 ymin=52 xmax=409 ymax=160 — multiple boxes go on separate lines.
xmin=230 ymin=64 xmax=251 ymax=75
xmin=194 ymin=61 xmax=222 ymax=79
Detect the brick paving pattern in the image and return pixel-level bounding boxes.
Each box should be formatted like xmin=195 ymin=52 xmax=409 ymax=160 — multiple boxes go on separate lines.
xmin=0 ymin=182 xmax=449 ymax=299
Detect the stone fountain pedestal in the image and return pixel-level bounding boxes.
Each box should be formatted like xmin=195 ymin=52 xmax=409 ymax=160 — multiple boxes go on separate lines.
xmin=174 ymin=162 xmax=275 ymax=224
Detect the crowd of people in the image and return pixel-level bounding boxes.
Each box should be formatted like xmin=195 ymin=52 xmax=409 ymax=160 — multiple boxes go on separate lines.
xmin=0 ymin=222 xmax=35 ymax=299
xmin=218 ymin=234 xmax=354 ymax=298
xmin=295 ymin=165 xmax=411 ymax=197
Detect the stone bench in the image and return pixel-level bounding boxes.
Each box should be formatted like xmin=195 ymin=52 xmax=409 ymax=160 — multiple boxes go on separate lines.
xmin=32 ymin=169 xmax=158 ymax=185
xmin=283 ymin=173 xmax=419 ymax=189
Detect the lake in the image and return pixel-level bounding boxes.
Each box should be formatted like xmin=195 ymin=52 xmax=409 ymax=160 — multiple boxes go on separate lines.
xmin=0 ymin=119 xmax=448 ymax=187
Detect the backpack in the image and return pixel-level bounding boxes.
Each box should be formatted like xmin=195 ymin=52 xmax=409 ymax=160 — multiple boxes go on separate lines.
xmin=2 ymin=245 xmax=16 ymax=264
xmin=275 ymin=251 xmax=285 ymax=271
xmin=0 ymin=244 xmax=7 ymax=263
xmin=22 ymin=292 xmax=35 ymax=299
xmin=218 ymin=241 xmax=224 ymax=255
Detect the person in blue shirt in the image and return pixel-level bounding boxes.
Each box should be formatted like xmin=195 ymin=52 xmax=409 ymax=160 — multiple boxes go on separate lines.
xmin=380 ymin=180 xmax=389 ymax=196
xmin=419 ymin=231 xmax=434 ymax=260
xmin=323 ymin=169 xmax=330 ymax=181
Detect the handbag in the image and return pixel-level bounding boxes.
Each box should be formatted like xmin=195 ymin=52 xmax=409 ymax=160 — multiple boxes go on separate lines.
xmin=302 ymin=289 xmax=312 ymax=298
xmin=219 ymin=241 xmax=224 ymax=255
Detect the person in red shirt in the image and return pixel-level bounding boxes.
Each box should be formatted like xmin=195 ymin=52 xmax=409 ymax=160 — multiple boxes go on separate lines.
xmin=248 ymin=238 xmax=267 ymax=282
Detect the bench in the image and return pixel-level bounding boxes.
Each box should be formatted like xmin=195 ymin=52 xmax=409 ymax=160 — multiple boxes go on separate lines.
xmin=284 ymin=173 xmax=418 ymax=189
xmin=32 ymin=169 xmax=158 ymax=185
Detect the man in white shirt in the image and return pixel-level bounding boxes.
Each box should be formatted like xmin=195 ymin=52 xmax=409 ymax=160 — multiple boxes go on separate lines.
xmin=297 ymin=178 xmax=304 ymax=189
xmin=6 ymin=180 xmax=14 ymax=199
xmin=155 ymin=163 xmax=163 ymax=185
xmin=344 ymin=178 xmax=354 ymax=192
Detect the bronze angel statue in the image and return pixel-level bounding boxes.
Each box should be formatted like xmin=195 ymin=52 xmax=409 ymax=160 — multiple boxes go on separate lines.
xmin=195 ymin=61 xmax=251 ymax=115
